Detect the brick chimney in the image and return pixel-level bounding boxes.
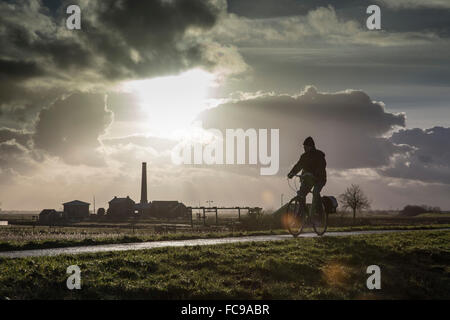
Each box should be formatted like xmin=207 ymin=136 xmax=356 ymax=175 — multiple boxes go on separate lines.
xmin=140 ymin=162 xmax=148 ymax=204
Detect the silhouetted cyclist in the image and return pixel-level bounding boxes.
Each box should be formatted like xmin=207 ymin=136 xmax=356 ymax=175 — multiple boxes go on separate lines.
xmin=287 ymin=136 xmax=327 ymax=218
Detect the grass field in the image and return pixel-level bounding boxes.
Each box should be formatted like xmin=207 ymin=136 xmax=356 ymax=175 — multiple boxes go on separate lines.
xmin=0 ymin=223 xmax=449 ymax=252
xmin=0 ymin=229 xmax=449 ymax=299
xmin=0 ymin=211 xmax=449 ymax=252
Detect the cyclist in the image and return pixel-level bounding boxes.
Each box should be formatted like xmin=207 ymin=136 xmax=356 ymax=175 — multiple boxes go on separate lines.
xmin=287 ymin=136 xmax=327 ymax=219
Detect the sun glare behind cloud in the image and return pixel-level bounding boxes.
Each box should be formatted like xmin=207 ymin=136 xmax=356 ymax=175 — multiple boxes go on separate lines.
xmin=123 ymin=69 xmax=217 ymax=138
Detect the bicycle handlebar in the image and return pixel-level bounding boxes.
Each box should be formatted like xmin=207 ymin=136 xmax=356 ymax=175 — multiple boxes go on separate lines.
xmin=287 ymin=173 xmax=315 ymax=193
xmin=287 ymin=174 xmax=306 ymax=179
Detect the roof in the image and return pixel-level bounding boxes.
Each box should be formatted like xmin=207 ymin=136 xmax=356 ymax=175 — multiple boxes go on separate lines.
xmin=151 ymin=201 xmax=186 ymax=211
xmin=135 ymin=202 xmax=152 ymax=209
xmin=109 ymin=196 xmax=135 ymax=204
xmin=63 ymin=200 xmax=90 ymax=206
xmin=40 ymin=209 xmax=58 ymax=215
xmin=152 ymin=201 xmax=179 ymax=205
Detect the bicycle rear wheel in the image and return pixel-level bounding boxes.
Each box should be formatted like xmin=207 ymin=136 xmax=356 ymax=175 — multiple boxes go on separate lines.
xmin=312 ymin=203 xmax=328 ymax=236
xmin=285 ymin=197 xmax=305 ymax=237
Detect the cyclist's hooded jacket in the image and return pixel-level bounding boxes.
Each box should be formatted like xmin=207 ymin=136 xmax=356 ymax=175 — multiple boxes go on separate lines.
xmin=288 ymin=142 xmax=327 ymax=184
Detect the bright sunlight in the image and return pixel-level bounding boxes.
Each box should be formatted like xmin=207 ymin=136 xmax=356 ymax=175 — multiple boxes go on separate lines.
xmin=123 ymin=69 xmax=218 ymax=138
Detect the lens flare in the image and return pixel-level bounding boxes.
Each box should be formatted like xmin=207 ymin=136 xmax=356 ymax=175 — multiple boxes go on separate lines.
xmin=321 ymin=262 xmax=352 ymax=288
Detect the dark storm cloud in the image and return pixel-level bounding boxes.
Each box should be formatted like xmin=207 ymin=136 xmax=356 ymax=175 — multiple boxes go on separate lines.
xmin=0 ymin=138 xmax=39 ymax=176
xmin=391 ymin=126 xmax=450 ymax=162
xmin=66 ymin=0 xmax=220 ymax=79
xmin=0 ymin=127 xmax=32 ymax=147
xmin=0 ymin=0 xmax=225 ymax=159
xmin=227 ymin=0 xmax=362 ymax=18
xmin=198 ymin=86 xmax=408 ymax=173
xmin=0 ymin=84 xmax=67 ymax=128
xmin=373 ymin=7 xmax=450 ymax=37
xmin=214 ymin=2 xmax=450 ymax=127
xmin=0 ymin=59 xmax=44 ymax=79
xmin=0 ymin=18 xmax=92 ymax=71
xmin=235 ymin=43 xmax=450 ymax=97
xmin=33 ymin=93 xmax=113 ymax=166
xmin=0 ymin=81 xmax=28 ymax=107
xmin=0 ymin=141 xmax=27 ymax=174
xmin=0 ymin=0 xmax=221 ymax=81
xmin=0 ymin=58 xmax=45 ymax=112
xmin=0 ymin=0 xmax=228 ymax=185
xmin=96 ymin=0 xmax=217 ymax=46
xmin=382 ymin=126 xmax=450 ymax=184
xmin=227 ymin=0 xmax=450 ymax=37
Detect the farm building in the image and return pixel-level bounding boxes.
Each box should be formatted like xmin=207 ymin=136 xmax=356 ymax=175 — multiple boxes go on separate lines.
xmin=135 ymin=202 xmax=151 ymax=215
xmin=39 ymin=209 xmax=64 ymax=223
xmin=148 ymin=201 xmax=189 ymax=218
xmin=104 ymin=164 xmax=189 ymax=219
xmin=63 ymin=200 xmax=90 ymax=219
xmin=108 ymin=196 xmax=136 ymax=217
xmin=136 ymin=163 xmax=189 ymax=218
xmin=106 ymin=197 xmax=189 ymax=219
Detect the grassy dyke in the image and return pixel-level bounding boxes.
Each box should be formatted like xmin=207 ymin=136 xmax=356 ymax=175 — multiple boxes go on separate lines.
xmin=0 ymin=230 xmax=449 ymax=299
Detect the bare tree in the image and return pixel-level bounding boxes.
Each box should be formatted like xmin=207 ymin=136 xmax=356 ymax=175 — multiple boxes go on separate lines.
xmin=339 ymin=184 xmax=370 ymax=221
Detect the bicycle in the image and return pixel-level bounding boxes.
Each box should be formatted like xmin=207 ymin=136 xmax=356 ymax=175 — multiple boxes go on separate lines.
xmin=284 ymin=174 xmax=328 ymax=237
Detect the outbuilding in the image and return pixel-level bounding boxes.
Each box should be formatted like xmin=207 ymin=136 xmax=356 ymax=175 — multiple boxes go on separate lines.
xmin=108 ymin=196 xmax=136 ymax=217
xmin=39 ymin=209 xmax=63 ymax=224
xmin=63 ymin=200 xmax=90 ymax=219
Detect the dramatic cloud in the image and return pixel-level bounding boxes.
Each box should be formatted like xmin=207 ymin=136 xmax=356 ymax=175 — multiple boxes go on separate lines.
xmin=0 ymin=0 xmax=243 ymax=130
xmin=377 ymin=0 xmax=450 ymax=9
xmin=33 ymin=93 xmax=113 ymax=166
xmin=382 ymin=126 xmax=450 ymax=184
xmin=76 ymin=0 xmax=221 ymax=80
xmin=0 ymin=0 xmax=449 ymax=210
xmin=228 ymin=0 xmax=450 ymax=27
xmin=199 ymin=86 xmax=407 ymax=173
xmin=214 ymin=5 xmax=443 ymax=48
xmin=217 ymin=2 xmax=450 ymax=114
xmin=0 ymin=141 xmax=40 ymax=183
xmin=0 ymin=127 xmax=32 ymax=147
xmin=0 ymin=0 xmax=224 ymax=82
xmin=0 ymin=127 xmax=38 ymax=178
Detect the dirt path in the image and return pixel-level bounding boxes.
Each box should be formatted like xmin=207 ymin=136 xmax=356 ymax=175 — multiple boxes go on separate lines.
xmin=1 ymin=228 xmax=448 ymax=259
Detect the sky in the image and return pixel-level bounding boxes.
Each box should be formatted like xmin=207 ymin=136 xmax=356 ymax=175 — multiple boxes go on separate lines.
xmin=0 ymin=0 xmax=449 ymax=211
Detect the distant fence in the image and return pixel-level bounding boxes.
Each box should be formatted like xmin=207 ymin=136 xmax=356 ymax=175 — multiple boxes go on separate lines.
xmin=188 ymin=206 xmax=262 ymax=227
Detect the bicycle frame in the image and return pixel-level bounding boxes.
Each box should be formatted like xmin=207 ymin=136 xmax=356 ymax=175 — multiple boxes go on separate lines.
xmin=286 ymin=174 xmax=328 ymax=236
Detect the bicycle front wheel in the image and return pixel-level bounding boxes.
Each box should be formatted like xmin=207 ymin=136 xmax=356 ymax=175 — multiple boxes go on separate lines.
xmin=312 ymin=203 xmax=328 ymax=236
xmin=285 ymin=197 xmax=305 ymax=237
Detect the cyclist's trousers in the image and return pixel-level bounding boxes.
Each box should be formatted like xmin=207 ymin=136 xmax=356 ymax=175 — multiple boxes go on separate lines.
xmin=297 ymin=179 xmax=325 ymax=215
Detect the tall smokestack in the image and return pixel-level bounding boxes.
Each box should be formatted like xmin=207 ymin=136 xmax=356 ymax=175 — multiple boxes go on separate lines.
xmin=140 ymin=162 xmax=147 ymax=204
